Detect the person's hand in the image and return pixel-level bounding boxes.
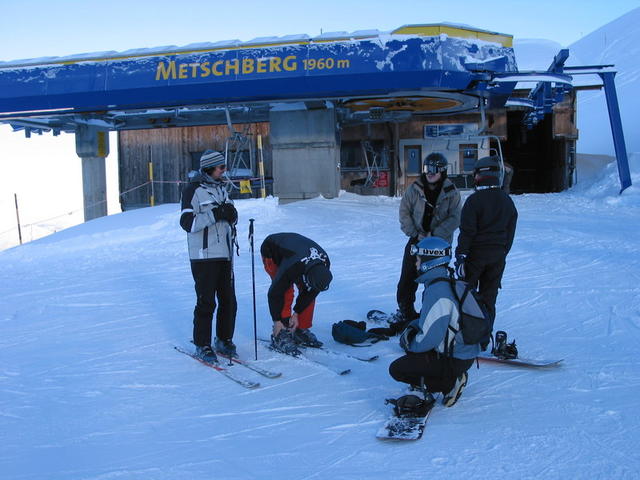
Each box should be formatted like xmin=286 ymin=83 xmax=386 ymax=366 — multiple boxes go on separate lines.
xmin=455 ymin=254 xmax=467 ymax=279
xmin=290 ymin=313 xmax=299 ymax=330
xmin=273 ymin=317 xmax=291 ymax=337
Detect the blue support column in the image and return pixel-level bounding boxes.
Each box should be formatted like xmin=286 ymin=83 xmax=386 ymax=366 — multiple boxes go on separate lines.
xmin=599 ymin=72 xmax=632 ymax=193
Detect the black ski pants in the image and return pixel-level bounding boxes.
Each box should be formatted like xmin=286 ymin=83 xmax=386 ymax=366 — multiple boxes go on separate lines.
xmin=191 ymin=260 xmax=237 ymax=347
xmin=463 ymin=247 xmax=507 ymax=323
xmin=396 ymin=237 xmax=421 ymax=319
xmin=389 ymin=350 xmax=473 ymax=394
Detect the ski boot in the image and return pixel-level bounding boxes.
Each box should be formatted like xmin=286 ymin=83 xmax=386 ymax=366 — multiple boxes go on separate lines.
xmin=270 ymin=330 xmax=302 ymax=356
xmin=214 ymin=337 xmax=239 ymax=358
xmin=293 ymin=328 xmax=323 ymax=348
xmin=442 ymin=371 xmax=468 ymax=407
xmin=195 ymin=344 xmax=218 ymax=364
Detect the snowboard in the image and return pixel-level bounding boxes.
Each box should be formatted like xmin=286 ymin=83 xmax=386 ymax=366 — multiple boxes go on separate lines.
xmin=477 ymin=352 xmax=563 ymax=368
xmin=376 ymin=407 xmax=434 ymax=440
xmin=367 ymin=309 xmax=394 ymax=324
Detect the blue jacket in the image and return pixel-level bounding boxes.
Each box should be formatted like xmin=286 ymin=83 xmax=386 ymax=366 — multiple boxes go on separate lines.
xmin=401 ymin=265 xmax=479 ymax=360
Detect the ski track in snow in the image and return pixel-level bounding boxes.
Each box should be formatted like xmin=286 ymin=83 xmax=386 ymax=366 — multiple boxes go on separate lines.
xmin=1 ymin=190 xmax=639 ymax=479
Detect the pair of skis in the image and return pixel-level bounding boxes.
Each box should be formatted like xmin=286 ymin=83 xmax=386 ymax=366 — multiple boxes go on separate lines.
xmin=176 ymin=339 xmax=379 ymax=389
xmin=257 ymin=338 xmax=378 ymax=376
xmin=174 ymin=346 xmax=280 ymax=390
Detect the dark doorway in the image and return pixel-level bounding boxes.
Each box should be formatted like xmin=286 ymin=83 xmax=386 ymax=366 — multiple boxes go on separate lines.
xmin=504 ymin=111 xmax=571 ymax=193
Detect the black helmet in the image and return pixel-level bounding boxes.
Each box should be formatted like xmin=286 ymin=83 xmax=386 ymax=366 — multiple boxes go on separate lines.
xmin=423 ymin=152 xmax=448 ymax=175
xmin=474 ymin=155 xmax=502 ymax=186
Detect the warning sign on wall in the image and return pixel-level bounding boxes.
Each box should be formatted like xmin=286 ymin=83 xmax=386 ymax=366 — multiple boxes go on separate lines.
xmin=240 ymin=180 xmax=253 ymax=194
xmin=373 ymin=171 xmax=389 ymax=188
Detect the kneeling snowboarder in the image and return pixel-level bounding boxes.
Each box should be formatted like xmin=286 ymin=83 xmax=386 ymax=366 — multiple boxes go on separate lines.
xmin=389 ymin=236 xmax=480 ymax=407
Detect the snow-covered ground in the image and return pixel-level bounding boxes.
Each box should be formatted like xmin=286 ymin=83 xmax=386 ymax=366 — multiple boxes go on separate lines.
xmin=1 ymin=153 xmax=639 ymax=479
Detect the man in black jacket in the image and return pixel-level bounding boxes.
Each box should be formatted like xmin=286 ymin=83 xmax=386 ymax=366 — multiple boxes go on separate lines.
xmin=180 ymin=150 xmax=238 ymax=363
xmin=455 ymin=156 xmax=518 ymax=325
xmin=261 ymin=233 xmax=333 ymax=355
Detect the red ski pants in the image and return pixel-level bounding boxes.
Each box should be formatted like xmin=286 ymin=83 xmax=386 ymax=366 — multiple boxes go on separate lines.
xmin=262 ymin=257 xmax=315 ymax=329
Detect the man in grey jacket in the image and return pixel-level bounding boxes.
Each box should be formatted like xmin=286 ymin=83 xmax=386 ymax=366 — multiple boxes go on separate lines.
xmin=180 ymin=150 xmax=238 ymax=363
xmin=389 ymin=236 xmax=477 ymax=407
xmin=395 ymin=153 xmax=461 ymax=328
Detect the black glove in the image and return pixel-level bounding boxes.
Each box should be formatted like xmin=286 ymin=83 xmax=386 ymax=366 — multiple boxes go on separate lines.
xmin=399 ymin=326 xmax=417 ymax=352
xmin=455 ymin=254 xmax=467 ymax=279
xmin=213 ymin=203 xmax=238 ymax=225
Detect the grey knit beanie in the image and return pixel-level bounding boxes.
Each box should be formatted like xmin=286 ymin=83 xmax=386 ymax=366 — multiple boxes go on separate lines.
xmin=200 ymin=150 xmax=225 ymax=170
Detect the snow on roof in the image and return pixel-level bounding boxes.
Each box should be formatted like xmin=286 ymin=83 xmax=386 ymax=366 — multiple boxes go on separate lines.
xmin=0 ymin=23 xmax=511 ymax=68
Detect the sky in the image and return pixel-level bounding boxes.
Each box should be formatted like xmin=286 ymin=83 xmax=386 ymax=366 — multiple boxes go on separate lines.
xmin=0 ymin=0 xmax=638 ymax=249
xmin=1 ymin=0 xmax=639 ymax=62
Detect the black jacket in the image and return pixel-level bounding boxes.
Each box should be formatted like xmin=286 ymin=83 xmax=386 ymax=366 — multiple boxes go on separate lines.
xmin=261 ymin=233 xmax=331 ymax=322
xmin=456 ymin=187 xmax=518 ymax=257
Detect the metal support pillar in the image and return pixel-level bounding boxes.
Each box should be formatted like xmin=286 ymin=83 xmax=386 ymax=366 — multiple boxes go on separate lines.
xmin=269 ymin=107 xmax=339 ymax=202
xmin=599 ymin=71 xmax=632 ymax=193
xmin=81 ymin=156 xmax=107 ymax=220
xmin=76 ymin=125 xmax=109 ymax=220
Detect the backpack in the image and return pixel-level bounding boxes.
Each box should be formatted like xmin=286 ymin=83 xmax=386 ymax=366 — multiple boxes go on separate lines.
xmin=331 ymin=320 xmax=389 ymax=346
xmin=429 ymin=276 xmax=493 ymax=352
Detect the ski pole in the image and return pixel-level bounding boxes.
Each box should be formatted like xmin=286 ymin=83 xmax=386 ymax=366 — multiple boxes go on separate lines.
xmin=249 ymin=218 xmax=258 ymax=360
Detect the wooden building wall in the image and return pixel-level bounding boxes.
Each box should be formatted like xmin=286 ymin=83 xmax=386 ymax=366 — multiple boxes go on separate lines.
xmin=118 ymin=123 xmax=270 ymax=208
xmin=117 ymin=95 xmax=577 ymax=207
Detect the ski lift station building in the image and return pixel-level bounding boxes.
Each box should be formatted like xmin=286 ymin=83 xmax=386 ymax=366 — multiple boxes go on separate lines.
xmin=0 ymin=24 xmax=631 ymax=219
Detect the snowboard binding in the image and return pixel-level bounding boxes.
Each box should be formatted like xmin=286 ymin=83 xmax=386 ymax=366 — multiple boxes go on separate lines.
xmin=386 ymin=393 xmax=435 ymax=418
xmin=386 ymin=378 xmax=435 ymax=418
xmin=492 ymin=330 xmax=518 ymax=359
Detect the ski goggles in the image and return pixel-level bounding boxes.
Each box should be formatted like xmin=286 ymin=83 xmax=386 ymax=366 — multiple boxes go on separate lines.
xmin=423 ymin=161 xmax=446 ymax=175
xmin=410 ymin=245 xmax=451 ymax=257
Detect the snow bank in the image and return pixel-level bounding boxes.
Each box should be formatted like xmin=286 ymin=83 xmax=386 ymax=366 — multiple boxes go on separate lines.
xmin=571 ymin=152 xmax=640 ymax=207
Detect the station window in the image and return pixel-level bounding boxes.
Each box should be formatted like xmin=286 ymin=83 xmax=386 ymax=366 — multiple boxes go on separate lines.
xmin=341 ymin=140 xmax=387 ymax=170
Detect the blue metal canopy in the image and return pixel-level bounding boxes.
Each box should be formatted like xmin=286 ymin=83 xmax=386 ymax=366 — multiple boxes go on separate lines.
xmin=0 ymin=26 xmax=517 ymax=122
